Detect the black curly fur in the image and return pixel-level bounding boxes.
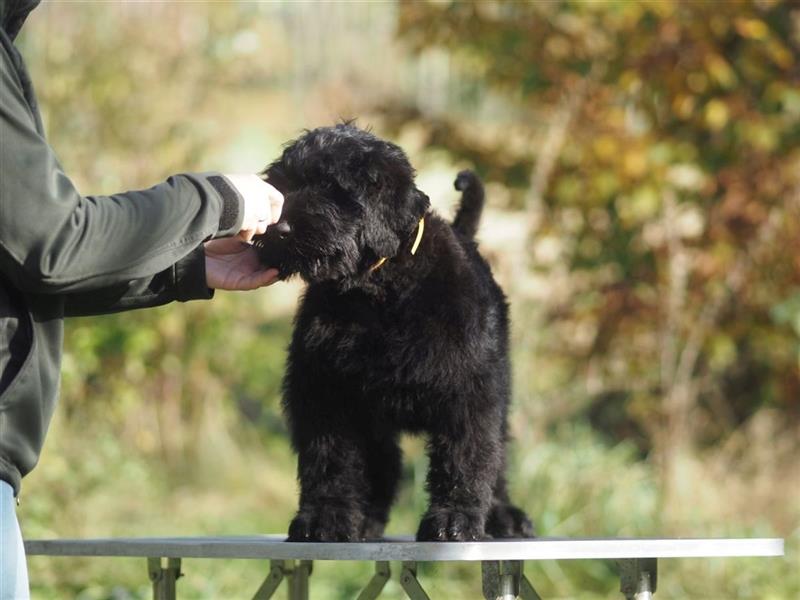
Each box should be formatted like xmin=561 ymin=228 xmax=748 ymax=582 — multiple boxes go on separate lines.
xmin=452 ymin=170 xmax=484 ymax=240
xmin=254 ymin=123 xmax=533 ymax=542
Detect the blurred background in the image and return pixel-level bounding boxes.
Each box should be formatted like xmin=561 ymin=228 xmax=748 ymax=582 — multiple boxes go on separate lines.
xmin=15 ymin=1 xmax=798 ymax=598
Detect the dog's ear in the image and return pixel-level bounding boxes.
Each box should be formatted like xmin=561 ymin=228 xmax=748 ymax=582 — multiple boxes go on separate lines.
xmin=262 ymin=162 xmax=291 ymax=193
xmin=362 ymin=187 xmax=429 ymax=258
xmin=411 ymin=187 xmax=430 ymax=216
xmin=362 ymin=201 xmax=402 ymax=258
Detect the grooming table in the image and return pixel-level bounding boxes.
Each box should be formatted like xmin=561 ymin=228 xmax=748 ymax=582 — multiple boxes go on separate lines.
xmin=25 ymin=535 xmax=784 ymax=600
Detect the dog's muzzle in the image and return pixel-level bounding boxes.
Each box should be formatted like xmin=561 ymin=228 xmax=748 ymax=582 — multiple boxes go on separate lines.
xmin=253 ymin=221 xmax=293 ymax=278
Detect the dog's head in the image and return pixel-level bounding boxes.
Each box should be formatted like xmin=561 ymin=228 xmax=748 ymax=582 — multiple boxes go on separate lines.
xmin=253 ymin=123 xmax=430 ymax=285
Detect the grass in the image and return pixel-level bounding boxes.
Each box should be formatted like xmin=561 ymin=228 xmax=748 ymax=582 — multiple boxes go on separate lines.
xmin=21 ymin=413 xmax=796 ymax=599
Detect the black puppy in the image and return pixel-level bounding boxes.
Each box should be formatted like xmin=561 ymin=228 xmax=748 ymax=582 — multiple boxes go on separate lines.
xmin=255 ymin=123 xmax=533 ymax=542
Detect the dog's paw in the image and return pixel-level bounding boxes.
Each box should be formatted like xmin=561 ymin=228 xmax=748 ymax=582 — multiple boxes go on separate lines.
xmin=485 ymin=503 xmax=535 ymax=539
xmin=287 ymin=507 xmax=363 ymax=542
xmin=360 ymin=517 xmax=388 ymax=541
xmin=416 ymin=507 xmax=486 ymax=542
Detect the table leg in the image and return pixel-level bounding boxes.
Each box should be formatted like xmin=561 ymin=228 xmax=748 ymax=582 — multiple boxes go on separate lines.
xmin=619 ymin=558 xmax=658 ymax=600
xmin=286 ymin=560 xmax=312 ymax=600
xmin=520 ymin=572 xmax=543 ymax=600
xmin=400 ymin=561 xmax=431 ymax=600
xmin=356 ymin=561 xmax=391 ymax=600
xmin=147 ymin=557 xmax=182 ymax=600
xmin=252 ymin=560 xmax=286 ymax=600
xmin=482 ymin=561 xmax=543 ymax=600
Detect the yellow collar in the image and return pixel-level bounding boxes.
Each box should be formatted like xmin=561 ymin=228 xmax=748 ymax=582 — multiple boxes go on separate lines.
xmin=369 ymin=217 xmax=425 ymax=273
xmin=410 ymin=216 xmax=425 ymax=255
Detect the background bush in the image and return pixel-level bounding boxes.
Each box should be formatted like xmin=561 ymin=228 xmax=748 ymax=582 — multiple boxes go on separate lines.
xmin=15 ymin=2 xmax=798 ymax=598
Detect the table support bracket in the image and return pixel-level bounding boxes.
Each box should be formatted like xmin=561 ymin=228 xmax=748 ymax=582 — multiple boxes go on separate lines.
xmin=400 ymin=561 xmax=431 ymax=600
xmin=356 ymin=561 xmax=391 ymax=600
xmin=252 ymin=559 xmax=313 ymax=600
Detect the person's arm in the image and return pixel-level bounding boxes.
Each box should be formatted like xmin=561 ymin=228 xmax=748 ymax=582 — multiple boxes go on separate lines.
xmin=0 ymin=39 xmax=259 ymax=296
xmin=61 ymin=245 xmax=211 ymax=316
xmin=62 ymin=238 xmax=281 ymax=317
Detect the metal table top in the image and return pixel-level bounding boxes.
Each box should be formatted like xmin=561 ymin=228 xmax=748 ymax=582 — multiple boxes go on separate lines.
xmin=25 ymin=536 xmax=784 ymax=562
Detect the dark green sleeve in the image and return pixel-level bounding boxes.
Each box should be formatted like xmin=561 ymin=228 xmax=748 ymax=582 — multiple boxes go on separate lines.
xmin=0 ymin=38 xmax=244 ymax=296
xmin=62 ymin=244 xmax=214 ymax=317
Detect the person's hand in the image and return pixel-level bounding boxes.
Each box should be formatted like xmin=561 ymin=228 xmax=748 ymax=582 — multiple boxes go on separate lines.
xmin=204 ymin=237 xmax=279 ymax=290
xmin=224 ymin=174 xmax=284 ymax=241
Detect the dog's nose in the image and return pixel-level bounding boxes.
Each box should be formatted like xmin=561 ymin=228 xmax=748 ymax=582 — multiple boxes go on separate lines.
xmin=272 ymin=221 xmax=292 ymax=239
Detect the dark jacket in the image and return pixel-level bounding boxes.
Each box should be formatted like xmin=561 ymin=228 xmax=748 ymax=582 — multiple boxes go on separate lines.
xmin=0 ymin=0 xmax=244 ymax=495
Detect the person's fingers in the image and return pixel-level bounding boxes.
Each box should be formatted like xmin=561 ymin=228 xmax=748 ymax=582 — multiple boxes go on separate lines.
xmin=246 ymin=268 xmax=280 ymax=289
xmin=238 ymin=226 xmax=266 ymax=242
xmin=224 ymin=173 xmax=278 ymax=233
xmin=206 ymin=236 xmax=250 ymax=254
xmin=268 ymin=186 xmax=284 ymax=224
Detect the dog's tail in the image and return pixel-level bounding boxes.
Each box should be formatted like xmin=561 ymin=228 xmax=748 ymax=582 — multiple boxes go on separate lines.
xmin=452 ymin=170 xmax=485 ymax=240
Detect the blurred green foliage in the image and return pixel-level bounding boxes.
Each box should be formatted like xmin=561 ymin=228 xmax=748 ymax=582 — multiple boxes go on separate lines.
xmin=11 ymin=1 xmax=799 ymax=599
xmin=390 ymin=0 xmax=799 ymax=473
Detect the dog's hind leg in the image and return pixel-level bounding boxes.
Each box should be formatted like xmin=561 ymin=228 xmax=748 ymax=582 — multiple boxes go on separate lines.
xmin=416 ymin=412 xmax=503 ymax=542
xmin=483 ymin=413 xmax=535 ymax=539
xmin=485 ymin=463 xmax=535 ymax=538
xmin=360 ymin=435 xmax=402 ymax=540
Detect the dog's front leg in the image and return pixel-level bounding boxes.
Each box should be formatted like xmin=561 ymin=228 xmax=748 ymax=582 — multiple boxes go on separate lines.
xmin=416 ymin=422 xmax=502 ymax=542
xmin=288 ymin=427 xmax=371 ymax=542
